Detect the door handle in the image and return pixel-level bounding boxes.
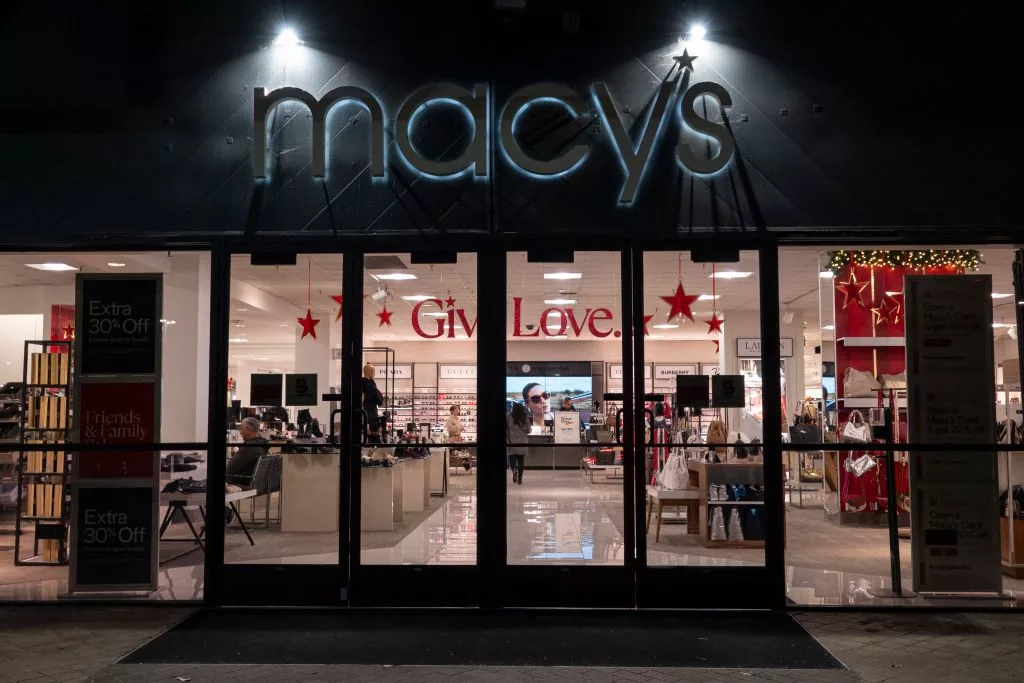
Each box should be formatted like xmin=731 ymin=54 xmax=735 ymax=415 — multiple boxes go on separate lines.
xmin=615 ymin=408 xmax=624 ymax=445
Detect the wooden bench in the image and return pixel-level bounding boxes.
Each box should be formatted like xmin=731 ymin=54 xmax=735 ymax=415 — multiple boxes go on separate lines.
xmin=646 ymin=485 xmax=700 ymax=542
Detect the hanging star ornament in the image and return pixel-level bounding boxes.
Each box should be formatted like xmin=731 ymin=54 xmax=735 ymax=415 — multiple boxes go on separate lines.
xmin=836 ymin=270 xmax=869 ymax=310
xmin=673 ymin=49 xmax=697 ymax=72
xmin=377 ymin=304 xmax=393 ymax=328
xmin=297 ymin=308 xmax=321 ymax=340
xmin=642 ymin=314 xmax=654 ymax=337
xmin=704 ymin=312 xmax=724 ymax=335
xmin=329 ymin=294 xmax=344 ymax=322
xmin=883 ymin=291 xmax=903 ymax=325
xmin=661 ymin=283 xmax=699 ymax=322
xmin=445 ymin=295 xmax=457 ymax=308
xmin=62 ymin=324 xmax=75 ymax=340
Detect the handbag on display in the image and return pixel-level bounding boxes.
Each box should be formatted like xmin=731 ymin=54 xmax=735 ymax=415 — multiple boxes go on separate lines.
xmin=840 ymin=410 xmax=871 ymax=443
xmin=843 ymin=367 xmax=881 ymax=398
xmin=728 ymin=507 xmax=745 ymax=541
xmin=742 ymin=508 xmax=764 ymax=540
xmin=881 ymin=373 xmax=907 ymax=390
xmin=658 ymin=453 xmax=690 ymax=490
xmin=710 ymin=506 xmax=727 ymax=541
xmin=846 ymin=453 xmax=877 ymax=477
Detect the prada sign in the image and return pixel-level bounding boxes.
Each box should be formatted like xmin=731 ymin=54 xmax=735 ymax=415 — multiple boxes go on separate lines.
xmin=253 ymin=74 xmax=734 ymax=205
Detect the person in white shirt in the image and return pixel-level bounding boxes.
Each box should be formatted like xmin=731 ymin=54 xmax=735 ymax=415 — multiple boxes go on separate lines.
xmin=444 ymin=404 xmax=462 ymax=442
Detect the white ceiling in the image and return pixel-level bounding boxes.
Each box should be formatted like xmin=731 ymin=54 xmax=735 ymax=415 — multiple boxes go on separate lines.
xmin=0 ymin=248 xmax=1017 ymax=367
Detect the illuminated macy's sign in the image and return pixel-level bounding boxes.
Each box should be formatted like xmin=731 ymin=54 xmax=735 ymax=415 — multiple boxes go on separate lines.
xmin=253 ymin=60 xmax=734 ymax=205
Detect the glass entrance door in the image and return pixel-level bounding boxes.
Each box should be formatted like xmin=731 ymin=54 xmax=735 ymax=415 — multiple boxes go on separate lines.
xmin=500 ymin=249 xmax=636 ymax=607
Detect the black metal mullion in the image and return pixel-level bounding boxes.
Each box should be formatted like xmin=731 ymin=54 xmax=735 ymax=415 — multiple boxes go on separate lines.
xmin=203 ymin=244 xmax=230 ymax=606
xmin=620 ymin=248 xmax=639 ymax=590
xmin=344 ymin=248 xmax=365 ymax=588
xmin=629 ymin=247 xmax=647 ymax=581
xmin=758 ymin=241 xmax=786 ymax=609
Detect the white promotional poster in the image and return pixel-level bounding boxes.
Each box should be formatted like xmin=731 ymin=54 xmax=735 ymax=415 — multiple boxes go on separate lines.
xmin=553 ymin=410 xmax=581 ymax=444
xmin=905 ymin=274 xmax=1000 ymax=594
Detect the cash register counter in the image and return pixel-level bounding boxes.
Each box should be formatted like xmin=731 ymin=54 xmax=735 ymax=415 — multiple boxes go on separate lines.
xmin=524 ymin=434 xmax=587 ymax=469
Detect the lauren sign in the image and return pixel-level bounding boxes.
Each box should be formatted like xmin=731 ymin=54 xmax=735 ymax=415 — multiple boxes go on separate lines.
xmin=253 ymin=73 xmax=734 ymax=205
xmin=736 ymin=337 xmax=794 ymax=358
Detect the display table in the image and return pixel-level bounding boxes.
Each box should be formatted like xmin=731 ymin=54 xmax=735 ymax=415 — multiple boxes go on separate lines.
xmin=361 ymin=463 xmax=405 ymax=531
xmin=281 ymin=451 xmax=340 ymax=533
xmin=645 ymin=485 xmax=700 ymax=541
xmin=158 ymin=489 xmax=256 ymax=565
xmin=687 ymin=460 xmax=766 ymax=549
xmin=400 ymin=456 xmax=431 ymax=513
xmin=581 ymin=461 xmax=623 ymax=484
xmin=429 ymin=449 xmax=448 ymax=496
xmin=525 ymin=435 xmax=586 ymax=469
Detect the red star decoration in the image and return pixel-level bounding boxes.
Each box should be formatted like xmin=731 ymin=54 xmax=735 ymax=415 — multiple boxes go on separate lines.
xmin=884 ymin=291 xmax=903 ymax=325
xmin=329 ymin=294 xmax=344 ymax=322
xmin=62 ymin=325 xmax=75 ymax=340
xmin=704 ymin=312 xmax=723 ymax=335
xmin=445 ymin=296 xmax=456 ymax=308
xmin=297 ymin=308 xmax=320 ymax=340
xmin=660 ymin=283 xmax=699 ymax=322
xmin=871 ymin=298 xmax=899 ymax=327
xmin=712 ymin=339 xmax=720 ymax=353
xmin=642 ymin=314 xmax=654 ymax=336
xmin=836 ymin=270 xmax=869 ymax=310
xmin=377 ymin=305 xmax=393 ymax=327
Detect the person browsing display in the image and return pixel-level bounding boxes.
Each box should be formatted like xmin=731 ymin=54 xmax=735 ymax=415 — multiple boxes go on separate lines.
xmin=444 ymin=404 xmax=462 ymax=442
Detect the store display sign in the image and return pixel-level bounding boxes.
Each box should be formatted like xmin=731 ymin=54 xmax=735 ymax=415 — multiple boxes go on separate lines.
xmin=382 ymin=364 xmax=413 ymax=380
xmin=608 ymin=364 xmax=651 ymax=380
xmin=438 ymin=364 xmax=477 ymax=380
xmin=905 ymin=274 xmax=1000 ymax=594
xmin=73 ymin=274 xmax=161 ymax=594
xmin=553 ymin=410 xmax=581 ymax=444
xmin=72 ymin=486 xmax=155 ymax=589
xmin=77 ymin=277 xmax=160 ymax=375
xmin=654 ymin=364 xmax=698 ymax=380
xmin=285 ymin=373 xmax=318 ymax=406
xmin=676 ymin=375 xmax=709 ymax=409
xmin=700 ymin=363 xmax=721 ymax=376
xmin=77 ymin=382 xmax=157 ymax=479
xmin=711 ymin=374 xmax=745 ymax=407
xmin=736 ymin=337 xmax=794 ymax=358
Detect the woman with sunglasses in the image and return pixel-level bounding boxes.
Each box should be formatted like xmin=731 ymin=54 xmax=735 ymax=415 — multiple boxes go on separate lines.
xmin=522 ymin=382 xmax=551 ymax=430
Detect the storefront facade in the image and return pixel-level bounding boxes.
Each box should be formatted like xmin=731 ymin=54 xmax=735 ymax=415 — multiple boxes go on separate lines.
xmin=1 ymin=1 xmax=1021 ymax=608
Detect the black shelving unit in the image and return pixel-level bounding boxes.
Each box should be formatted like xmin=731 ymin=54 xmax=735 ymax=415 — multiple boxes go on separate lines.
xmin=15 ymin=340 xmax=73 ymax=566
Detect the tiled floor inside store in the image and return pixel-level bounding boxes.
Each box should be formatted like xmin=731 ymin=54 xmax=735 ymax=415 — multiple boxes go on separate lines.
xmin=1 ymin=469 xmax=1021 ymax=606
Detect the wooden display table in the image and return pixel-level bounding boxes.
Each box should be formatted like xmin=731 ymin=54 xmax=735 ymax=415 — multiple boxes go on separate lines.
xmin=687 ymin=460 xmax=766 ymax=549
xmin=645 ymin=485 xmax=700 ymax=542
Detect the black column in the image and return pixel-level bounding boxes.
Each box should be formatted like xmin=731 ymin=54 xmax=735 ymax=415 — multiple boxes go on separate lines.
xmin=477 ymin=242 xmax=506 ymax=607
xmin=758 ymin=240 xmax=785 ymax=609
xmin=203 ymin=244 xmax=230 ymax=606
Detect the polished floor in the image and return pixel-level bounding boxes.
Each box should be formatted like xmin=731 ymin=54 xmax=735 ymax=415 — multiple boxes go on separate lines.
xmin=1 ymin=469 xmax=1021 ymax=606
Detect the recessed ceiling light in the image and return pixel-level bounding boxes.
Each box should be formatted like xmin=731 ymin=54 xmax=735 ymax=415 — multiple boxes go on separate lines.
xmin=543 ymin=272 xmax=582 ymax=280
xmin=710 ymin=271 xmax=752 ymax=279
xmin=993 ymin=323 xmax=1014 ymax=329
xmin=107 ymin=262 xmax=127 ymax=268
xmin=402 ymin=295 xmax=435 ymax=301
xmin=25 ymin=263 xmax=77 ymax=272
xmin=819 ymin=271 xmax=835 ymax=279
xmin=688 ymin=24 xmax=707 ymax=41
xmin=697 ymin=294 xmax=719 ymax=301
xmin=822 ymin=325 xmax=835 ymax=331
xmin=229 ymin=337 xmax=249 ymax=343
xmin=235 ymin=308 xmax=249 ymax=312
xmin=549 ymin=335 xmax=568 ymax=340
xmin=424 ymin=312 xmax=448 ymax=317
xmin=652 ymin=323 xmax=679 ymax=329
xmin=274 ymin=27 xmax=300 ymax=48
xmin=375 ymin=273 xmax=417 ymax=281
xmin=544 ymin=298 xmax=577 ymax=305
xmin=992 ymin=292 xmax=1013 ymax=299
xmin=279 ymin=323 xmax=289 ymax=327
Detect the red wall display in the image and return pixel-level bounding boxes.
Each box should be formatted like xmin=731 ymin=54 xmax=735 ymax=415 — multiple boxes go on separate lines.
xmin=77 ymin=381 xmax=157 ymax=479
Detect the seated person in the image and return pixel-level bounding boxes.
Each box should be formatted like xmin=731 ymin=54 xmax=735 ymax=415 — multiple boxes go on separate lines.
xmin=226 ymin=416 xmax=269 ymax=479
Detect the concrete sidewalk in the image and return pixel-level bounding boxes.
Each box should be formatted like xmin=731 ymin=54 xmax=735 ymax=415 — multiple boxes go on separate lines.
xmin=1 ymin=606 xmax=1022 ymax=682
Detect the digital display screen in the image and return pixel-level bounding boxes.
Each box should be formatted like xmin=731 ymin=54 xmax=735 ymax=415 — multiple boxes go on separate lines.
xmin=505 ymin=376 xmax=593 ymax=422
xmin=250 ymin=373 xmax=283 ymax=407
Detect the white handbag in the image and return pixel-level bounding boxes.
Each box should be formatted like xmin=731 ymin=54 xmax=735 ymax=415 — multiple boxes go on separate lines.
xmin=658 ymin=453 xmax=690 ymax=490
xmin=881 ymin=372 xmax=907 ymax=390
xmin=844 ymin=366 xmax=881 ymax=397
xmin=841 ymin=410 xmax=872 ymax=443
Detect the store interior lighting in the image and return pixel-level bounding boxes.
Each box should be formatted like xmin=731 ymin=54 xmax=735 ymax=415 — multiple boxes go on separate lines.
xmin=711 ymin=271 xmax=752 ymax=279
xmin=274 ymin=27 xmax=300 ymax=48
xmin=543 ymin=272 xmax=582 ymax=280
xmin=25 ymin=263 xmax=77 ymax=272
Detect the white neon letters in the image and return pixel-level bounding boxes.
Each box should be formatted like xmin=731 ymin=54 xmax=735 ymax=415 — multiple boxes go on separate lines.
xmin=253 ymin=80 xmax=734 ymax=203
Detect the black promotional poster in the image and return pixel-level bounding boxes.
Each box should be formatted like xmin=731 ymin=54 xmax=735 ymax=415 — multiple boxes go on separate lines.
xmin=73 ymin=486 xmax=154 ymax=587
xmin=78 ymin=277 xmax=160 ymax=375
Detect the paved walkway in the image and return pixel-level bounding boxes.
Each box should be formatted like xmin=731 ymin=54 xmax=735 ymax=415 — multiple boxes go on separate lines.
xmin=1 ymin=606 xmax=1022 ymax=682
